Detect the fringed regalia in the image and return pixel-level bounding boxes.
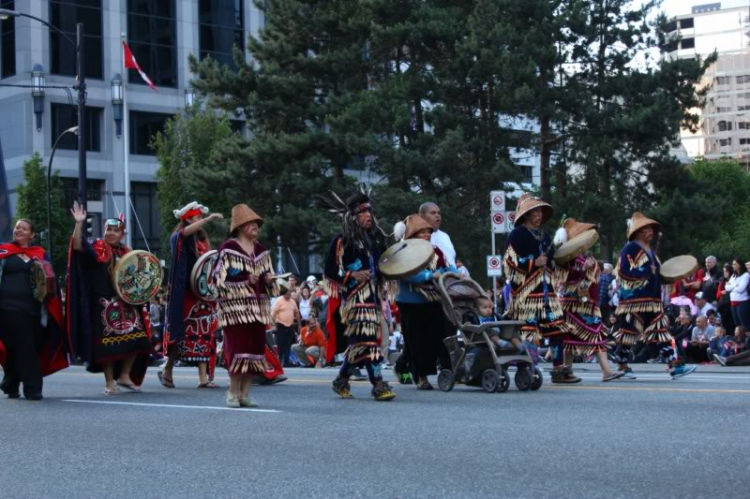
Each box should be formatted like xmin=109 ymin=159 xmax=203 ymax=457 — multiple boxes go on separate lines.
xmin=323 ymin=234 xmax=384 ymax=366
xmin=164 ymin=231 xmax=218 ymax=377
xmin=614 ymin=241 xmax=670 ymax=346
xmin=213 ymin=239 xmax=274 ymax=374
xmin=555 ymin=255 xmax=606 ymax=355
xmin=66 ymin=238 xmax=151 ymax=385
xmin=503 ymin=226 xmax=569 ymax=343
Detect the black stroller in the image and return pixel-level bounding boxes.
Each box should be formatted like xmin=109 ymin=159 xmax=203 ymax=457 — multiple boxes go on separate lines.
xmin=435 ymin=273 xmax=543 ymax=393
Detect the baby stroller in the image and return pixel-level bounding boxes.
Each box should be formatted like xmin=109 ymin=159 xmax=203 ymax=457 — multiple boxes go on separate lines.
xmin=435 ymin=273 xmax=543 ymax=393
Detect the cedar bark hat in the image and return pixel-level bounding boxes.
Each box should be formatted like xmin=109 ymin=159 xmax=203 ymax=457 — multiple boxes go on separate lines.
xmin=627 ymin=211 xmax=660 ymax=240
xmin=553 ymin=218 xmax=597 ymax=246
xmin=404 ymin=214 xmax=434 ymax=239
xmin=514 ymin=193 xmax=553 ymax=226
xmin=230 ymin=204 xmax=264 ymax=234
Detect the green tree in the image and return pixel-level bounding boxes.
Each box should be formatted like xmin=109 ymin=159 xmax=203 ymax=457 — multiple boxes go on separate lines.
xmin=152 ymin=106 xmax=235 ymax=259
xmin=15 ymin=152 xmax=69 ymax=275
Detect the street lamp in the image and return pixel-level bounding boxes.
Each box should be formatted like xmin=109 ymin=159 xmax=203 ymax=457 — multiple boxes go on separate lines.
xmin=112 ymin=73 xmax=123 ymax=138
xmin=47 ymin=126 xmax=79 ymax=260
xmin=0 ymin=8 xmax=88 ymax=209
xmin=31 ymin=64 xmax=45 ymax=131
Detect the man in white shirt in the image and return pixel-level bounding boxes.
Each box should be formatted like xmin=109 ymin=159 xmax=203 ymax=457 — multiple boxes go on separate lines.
xmin=694 ymin=292 xmax=716 ymax=317
xmin=419 ymin=201 xmax=456 ymax=267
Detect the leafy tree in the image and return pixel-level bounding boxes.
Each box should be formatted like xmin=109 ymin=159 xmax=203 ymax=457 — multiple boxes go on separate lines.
xmin=15 ymin=152 xmax=69 ymax=275
xmin=152 ymin=106 xmax=235 ymax=259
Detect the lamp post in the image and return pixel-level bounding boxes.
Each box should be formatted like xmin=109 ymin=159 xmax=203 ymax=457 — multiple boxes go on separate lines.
xmin=112 ymin=73 xmax=123 ymax=137
xmin=0 ymin=8 xmax=87 ymax=209
xmin=31 ymin=64 xmax=45 ymax=131
xmin=47 ymin=126 xmax=79 ymax=260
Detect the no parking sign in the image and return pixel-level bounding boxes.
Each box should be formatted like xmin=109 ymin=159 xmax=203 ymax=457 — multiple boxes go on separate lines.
xmin=490 ymin=191 xmax=506 ymax=212
xmin=491 ymin=211 xmax=508 ymax=234
xmin=487 ymin=255 xmax=503 ymax=277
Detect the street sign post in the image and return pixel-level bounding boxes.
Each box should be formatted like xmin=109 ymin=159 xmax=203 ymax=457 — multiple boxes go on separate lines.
xmin=490 ymin=191 xmax=505 ymax=212
xmin=491 ymin=211 xmax=508 ymax=234
xmin=487 ymin=255 xmax=503 ymax=277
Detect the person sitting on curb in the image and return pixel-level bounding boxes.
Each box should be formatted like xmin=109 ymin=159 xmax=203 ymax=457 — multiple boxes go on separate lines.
xmin=291 ymin=315 xmax=327 ymax=368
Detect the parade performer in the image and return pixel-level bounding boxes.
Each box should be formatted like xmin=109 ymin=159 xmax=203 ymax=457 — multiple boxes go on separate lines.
xmin=394 ymin=214 xmax=456 ymax=390
xmin=553 ymin=218 xmax=624 ymax=382
xmin=67 ymin=204 xmax=151 ymax=395
xmin=213 ymin=204 xmax=276 ymax=408
xmin=614 ymin=212 xmax=696 ymax=379
xmin=0 ymin=219 xmax=68 ymax=400
xmin=160 ymin=202 xmax=223 ymax=389
xmin=316 ymin=188 xmax=396 ymax=401
xmin=503 ymin=194 xmax=576 ymax=383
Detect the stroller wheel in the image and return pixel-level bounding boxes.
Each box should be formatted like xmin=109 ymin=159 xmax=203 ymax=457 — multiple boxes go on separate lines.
xmin=530 ymin=366 xmax=544 ymax=391
xmin=497 ymin=368 xmax=510 ymax=393
xmin=437 ymin=369 xmax=455 ymax=392
xmin=481 ymin=369 xmax=498 ymax=393
xmin=515 ymin=367 xmax=532 ymax=391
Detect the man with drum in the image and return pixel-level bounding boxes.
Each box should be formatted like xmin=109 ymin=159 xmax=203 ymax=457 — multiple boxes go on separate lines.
xmin=67 ymin=204 xmax=152 ymax=395
xmin=503 ymin=194 xmax=576 ymax=383
xmin=614 ymin=212 xmax=697 ymax=379
xmin=161 ymin=202 xmax=224 ymax=389
xmin=552 ymin=218 xmax=624 ymax=382
xmin=316 ymin=188 xmax=396 ymax=401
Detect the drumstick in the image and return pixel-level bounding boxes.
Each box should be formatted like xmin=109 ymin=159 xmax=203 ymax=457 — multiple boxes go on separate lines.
xmin=379 ymin=242 xmax=408 ymax=265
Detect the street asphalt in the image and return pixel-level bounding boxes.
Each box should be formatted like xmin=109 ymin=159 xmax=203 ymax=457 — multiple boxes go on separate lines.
xmin=1 ymin=362 xmax=749 ymax=499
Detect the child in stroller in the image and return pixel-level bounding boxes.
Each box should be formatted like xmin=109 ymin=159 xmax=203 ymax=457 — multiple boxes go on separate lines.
xmin=436 ymin=273 xmax=543 ymax=393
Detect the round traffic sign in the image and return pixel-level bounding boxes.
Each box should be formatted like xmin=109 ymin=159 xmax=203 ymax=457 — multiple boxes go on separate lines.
xmin=492 ymin=213 xmax=505 ymax=225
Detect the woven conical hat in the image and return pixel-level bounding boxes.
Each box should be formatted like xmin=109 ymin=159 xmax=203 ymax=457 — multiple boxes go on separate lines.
xmin=627 ymin=212 xmax=660 ymax=240
xmin=404 ymin=214 xmax=434 ymax=239
xmin=515 ymin=194 xmax=553 ymax=226
xmin=230 ymin=204 xmax=264 ymax=234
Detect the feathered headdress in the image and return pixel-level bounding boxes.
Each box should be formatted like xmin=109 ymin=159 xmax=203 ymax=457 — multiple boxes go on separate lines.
xmin=174 ymin=201 xmax=209 ymax=221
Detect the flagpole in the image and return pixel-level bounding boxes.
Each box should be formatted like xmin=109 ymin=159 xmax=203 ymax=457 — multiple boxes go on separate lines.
xmin=121 ymin=33 xmax=132 ymax=248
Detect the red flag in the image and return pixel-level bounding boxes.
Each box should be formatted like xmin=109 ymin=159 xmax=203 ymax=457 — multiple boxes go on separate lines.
xmin=122 ymin=41 xmax=156 ymax=90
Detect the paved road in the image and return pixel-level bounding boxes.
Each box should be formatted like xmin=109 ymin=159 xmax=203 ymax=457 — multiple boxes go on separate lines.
xmin=1 ymin=363 xmax=749 ymax=499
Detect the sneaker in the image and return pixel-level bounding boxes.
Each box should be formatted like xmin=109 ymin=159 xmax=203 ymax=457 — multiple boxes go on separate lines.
xmin=713 ymin=354 xmax=727 ymax=367
xmin=371 ymin=381 xmax=396 ymax=401
xmin=239 ymin=397 xmax=258 ymax=408
xmin=671 ymin=364 xmax=697 ymax=379
xmin=621 ymin=368 xmax=637 ymax=380
xmin=225 ymin=392 xmax=240 ymax=408
xmin=332 ymin=377 xmax=354 ymax=399
xmin=351 ymin=368 xmax=368 ymax=381
xmin=602 ymin=371 xmax=625 ymax=382
xmin=397 ymin=372 xmax=413 ymax=385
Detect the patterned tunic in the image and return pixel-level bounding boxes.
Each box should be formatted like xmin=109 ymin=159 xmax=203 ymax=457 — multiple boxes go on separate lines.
xmin=555 ymin=255 xmax=606 ymax=354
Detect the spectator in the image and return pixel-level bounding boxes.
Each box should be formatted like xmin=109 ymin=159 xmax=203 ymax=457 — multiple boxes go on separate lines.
xmin=686 ymin=315 xmax=714 ymax=363
xmin=599 ymin=263 xmax=615 ymax=323
xmin=701 ymin=256 xmax=721 ymax=305
xmin=672 ymin=311 xmax=694 ymax=359
xmin=291 ymin=315 xmax=327 ymax=367
xmin=716 ymin=263 xmax=736 ymax=334
xmin=683 ymin=264 xmax=706 ymax=302
xmin=694 ymin=292 xmax=716 ymax=317
xmin=419 ymin=202 xmax=456 ymax=267
xmin=271 ymin=281 xmax=301 ymax=367
xmin=721 ymin=258 xmax=750 ymax=330
xmin=707 ymin=326 xmax=730 ymax=361
xmin=714 ymin=326 xmax=750 ymax=366
xmin=288 ymin=275 xmax=300 ymax=301
xmin=706 ymin=308 xmax=721 ymax=328
xmin=298 ymin=286 xmax=314 ymax=321
xmin=456 ymin=259 xmax=471 ymax=278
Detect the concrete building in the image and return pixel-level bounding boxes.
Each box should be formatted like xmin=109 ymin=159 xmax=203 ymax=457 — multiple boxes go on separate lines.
xmin=0 ymin=0 xmax=264 ymax=254
xmin=664 ymin=1 xmax=750 ymax=165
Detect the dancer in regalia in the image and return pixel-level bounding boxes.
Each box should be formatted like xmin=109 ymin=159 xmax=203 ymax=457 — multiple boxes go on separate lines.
xmin=553 ymin=218 xmax=624 ymax=382
xmin=614 ymin=212 xmax=696 ymax=379
xmin=161 ymin=202 xmax=223 ymax=389
xmin=0 ymin=219 xmax=68 ymax=400
xmin=503 ymin=194 xmax=576 ymax=383
xmin=316 ymin=188 xmax=396 ymax=401
xmin=213 ymin=204 xmax=276 ymax=408
xmin=67 ymin=204 xmax=151 ymax=394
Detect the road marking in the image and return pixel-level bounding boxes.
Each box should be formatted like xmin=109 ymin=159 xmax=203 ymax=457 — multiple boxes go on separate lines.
xmin=547 ymin=385 xmax=750 ymax=394
xmin=62 ymin=399 xmax=282 ymax=413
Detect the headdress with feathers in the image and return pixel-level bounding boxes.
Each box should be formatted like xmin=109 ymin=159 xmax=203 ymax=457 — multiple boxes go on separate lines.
xmin=314 ymin=184 xmax=386 ymax=251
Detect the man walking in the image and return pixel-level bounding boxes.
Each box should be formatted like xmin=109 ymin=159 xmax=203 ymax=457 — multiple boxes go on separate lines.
xmin=419 ymin=202 xmax=456 ymax=267
xmin=271 ymin=281 xmax=300 ymax=367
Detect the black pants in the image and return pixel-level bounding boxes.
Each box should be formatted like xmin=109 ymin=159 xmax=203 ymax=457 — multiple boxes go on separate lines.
xmin=0 ymin=310 xmax=44 ymax=398
xmin=398 ymin=301 xmax=451 ymax=378
xmin=274 ymin=324 xmax=296 ymax=366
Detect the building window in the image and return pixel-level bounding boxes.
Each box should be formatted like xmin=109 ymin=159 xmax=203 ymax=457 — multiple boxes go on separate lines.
xmin=715 ymin=76 xmax=730 ymax=85
xmin=521 ymin=165 xmax=533 ymax=184
xmin=51 ymin=104 xmax=102 ymax=152
xmin=740 ymin=138 xmax=750 ymax=145
xmin=739 ymin=122 xmax=750 ymax=130
xmin=718 ymin=121 xmax=733 ymax=132
xmin=129 ymin=111 xmax=171 ymax=155
xmin=719 ymin=138 xmax=732 ymax=147
xmin=199 ymin=0 xmax=244 ymax=69
xmin=679 ymin=18 xmax=694 ymax=29
xmin=127 ymin=0 xmax=177 ymax=88
xmin=680 ymin=37 xmax=695 ymax=49
xmin=737 ymin=75 xmax=750 ymax=84
xmin=0 ymin=0 xmax=15 ymax=79
xmin=49 ymin=0 xmax=103 ymax=80
xmin=717 ymin=106 xmax=732 ymax=112
xmin=130 ymin=181 xmax=162 ymax=255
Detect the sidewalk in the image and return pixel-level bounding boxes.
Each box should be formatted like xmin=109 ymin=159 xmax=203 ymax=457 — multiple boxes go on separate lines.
xmin=568 ymin=362 xmax=750 ymax=374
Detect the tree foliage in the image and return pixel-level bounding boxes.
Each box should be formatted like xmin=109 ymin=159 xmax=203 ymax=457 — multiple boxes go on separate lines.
xmin=15 ymin=152 xmax=69 ymax=274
